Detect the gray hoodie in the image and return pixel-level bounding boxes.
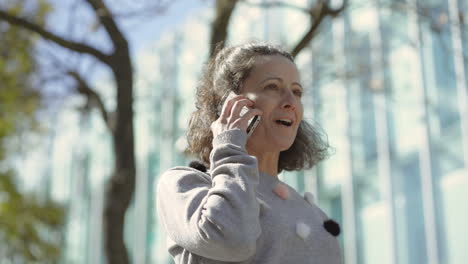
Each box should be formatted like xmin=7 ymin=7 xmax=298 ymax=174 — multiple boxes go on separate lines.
xmin=156 ymin=129 xmax=342 ymax=263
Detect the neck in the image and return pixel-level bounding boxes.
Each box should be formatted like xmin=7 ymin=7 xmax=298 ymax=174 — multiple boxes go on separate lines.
xmin=246 ymin=147 xmax=279 ymax=177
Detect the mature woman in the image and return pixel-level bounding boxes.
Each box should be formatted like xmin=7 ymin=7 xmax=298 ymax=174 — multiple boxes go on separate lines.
xmin=156 ymin=43 xmax=342 ymax=263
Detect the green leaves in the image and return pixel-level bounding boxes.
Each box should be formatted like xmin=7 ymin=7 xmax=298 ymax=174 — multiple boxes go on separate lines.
xmin=0 ymin=1 xmax=65 ymax=263
xmin=0 ymin=171 xmax=65 ymax=263
xmin=0 ymin=1 xmax=44 ymax=155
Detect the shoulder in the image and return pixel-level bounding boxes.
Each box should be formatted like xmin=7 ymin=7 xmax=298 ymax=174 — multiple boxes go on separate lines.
xmin=156 ymin=166 xmax=211 ymax=193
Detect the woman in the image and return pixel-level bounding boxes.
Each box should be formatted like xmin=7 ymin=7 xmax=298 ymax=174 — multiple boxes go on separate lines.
xmin=156 ymin=43 xmax=342 ymax=263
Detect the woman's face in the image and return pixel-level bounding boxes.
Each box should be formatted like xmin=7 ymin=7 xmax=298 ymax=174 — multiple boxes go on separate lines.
xmin=241 ymin=55 xmax=304 ymax=153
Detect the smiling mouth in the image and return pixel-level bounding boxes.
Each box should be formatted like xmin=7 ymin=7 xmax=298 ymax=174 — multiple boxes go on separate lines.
xmin=275 ymin=119 xmax=293 ymax=127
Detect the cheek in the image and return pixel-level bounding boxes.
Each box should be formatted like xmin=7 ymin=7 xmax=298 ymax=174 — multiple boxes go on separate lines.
xmin=253 ymin=97 xmax=276 ymax=116
xmin=297 ymin=103 xmax=304 ymax=120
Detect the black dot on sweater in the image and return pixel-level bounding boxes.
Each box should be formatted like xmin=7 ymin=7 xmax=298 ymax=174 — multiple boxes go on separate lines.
xmin=323 ymin=219 xmax=341 ymax=237
xmin=188 ymin=160 xmax=207 ymax=172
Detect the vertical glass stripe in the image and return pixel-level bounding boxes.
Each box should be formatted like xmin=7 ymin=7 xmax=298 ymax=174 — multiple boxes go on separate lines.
xmin=371 ymin=2 xmax=397 ymax=263
xmin=332 ymin=13 xmax=358 ymax=264
xmin=447 ymin=0 xmax=468 ymax=168
xmin=407 ymin=0 xmax=440 ymax=263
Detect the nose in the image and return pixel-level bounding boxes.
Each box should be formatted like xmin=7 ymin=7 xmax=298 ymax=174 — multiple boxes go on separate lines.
xmin=281 ymin=89 xmax=298 ymax=111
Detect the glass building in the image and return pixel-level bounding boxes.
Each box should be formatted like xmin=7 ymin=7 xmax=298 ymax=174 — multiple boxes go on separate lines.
xmin=17 ymin=0 xmax=467 ymax=263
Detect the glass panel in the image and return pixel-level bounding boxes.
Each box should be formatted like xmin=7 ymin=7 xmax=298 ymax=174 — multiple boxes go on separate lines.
xmin=441 ymin=169 xmax=468 ymax=264
xmin=360 ymin=202 xmax=392 ymax=264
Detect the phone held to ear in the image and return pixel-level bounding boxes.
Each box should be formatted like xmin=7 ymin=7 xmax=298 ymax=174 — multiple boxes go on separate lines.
xmin=220 ymin=92 xmax=261 ymax=138
xmin=240 ymin=106 xmax=261 ymax=137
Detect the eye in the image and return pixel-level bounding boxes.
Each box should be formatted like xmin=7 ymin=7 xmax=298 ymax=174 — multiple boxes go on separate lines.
xmin=294 ymin=89 xmax=303 ymax=98
xmin=265 ymin=83 xmax=279 ymax=90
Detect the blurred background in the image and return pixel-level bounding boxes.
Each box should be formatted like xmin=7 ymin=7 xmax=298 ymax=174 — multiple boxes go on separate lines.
xmin=1 ymin=0 xmax=467 ymax=263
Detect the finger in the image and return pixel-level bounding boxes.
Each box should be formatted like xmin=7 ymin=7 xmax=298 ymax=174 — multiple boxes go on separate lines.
xmin=239 ymin=108 xmax=263 ymax=123
xmin=220 ymin=93 xmax=245 ymax=120
xmin=230 ymin=99 xmax=254 ymax=119
xmin=230 ymin=108 xmax=262 ymax=132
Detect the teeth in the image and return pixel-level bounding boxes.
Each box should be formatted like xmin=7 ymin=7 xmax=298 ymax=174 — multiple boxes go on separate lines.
xmin=278 ymin=119 xmax=292 ymax=123
xmin=276 ymin=119 xmax=292 ymax=126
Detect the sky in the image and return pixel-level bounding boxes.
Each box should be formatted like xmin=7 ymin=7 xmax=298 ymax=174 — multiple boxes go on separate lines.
xmin=46 ymin=0 xmax=212 ymax=55
xmin=14 ymin=0 xmax=214 ymax=192
xmin=34 ymin=0 xmax=212 ymax=99
xmin=32 ymin=0 xmax=214 ymax=119
xmin=112 ymin=0 xmax=213 ymax=55
xmin=54 ymin=0 xmax=214 ymax=55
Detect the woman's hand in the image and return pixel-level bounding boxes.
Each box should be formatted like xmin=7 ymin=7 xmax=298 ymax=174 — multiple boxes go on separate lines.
xmin=211 ymin=93 xmax=263 ymax=139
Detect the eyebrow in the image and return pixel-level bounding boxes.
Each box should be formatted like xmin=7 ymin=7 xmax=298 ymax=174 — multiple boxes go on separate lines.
xmin=258 ymin=77 xmax=303 ymax=90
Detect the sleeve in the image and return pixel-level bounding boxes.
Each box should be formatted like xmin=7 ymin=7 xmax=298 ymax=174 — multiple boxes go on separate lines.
xmin=156 ymin=129 xmax=261 ymax=262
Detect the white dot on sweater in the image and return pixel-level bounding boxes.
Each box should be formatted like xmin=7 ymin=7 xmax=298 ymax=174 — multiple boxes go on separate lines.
xmin=304 ymin=192 xmax=315 ymax=205
xmin=296 ymin=221 xmax=311 ymax=241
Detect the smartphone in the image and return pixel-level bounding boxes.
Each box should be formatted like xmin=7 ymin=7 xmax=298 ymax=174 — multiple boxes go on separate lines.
xmin=240 ymin=106 xmax=261 ymax=137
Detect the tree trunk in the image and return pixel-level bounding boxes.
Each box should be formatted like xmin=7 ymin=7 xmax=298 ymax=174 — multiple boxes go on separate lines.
xmin=103 ymin=49 xmax=135 ymax=264
xmin=209 ymin=0 xmax=238 ymax=57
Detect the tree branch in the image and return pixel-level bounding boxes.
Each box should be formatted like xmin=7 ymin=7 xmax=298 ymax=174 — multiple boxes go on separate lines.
xmin=84 ymin=0 xmax=128 ymax=51
xmin=68 ymin=71 xmax=112 ymax=131
xmin=235 ymin=0 xmax=348 ymax=57
xmin=0 ymin=9 xmax=111 ymax=64
xmin=290 ymin=12 xmax=325 ymax=58
xmin=291 ymin=0 xmax=348 ymax=57
xmin=328 ymin=0 xmax=348 ymax=17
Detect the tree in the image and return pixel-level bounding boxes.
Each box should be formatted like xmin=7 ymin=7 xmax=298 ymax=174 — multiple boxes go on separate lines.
xmin=0 ymin=172 xmax=65 ymax=263
xmin=0 ymin=0 xmax=178 ymax=262
xmin=0 ymin=1 xmax=65 ymax=263
xmin=0 ymin=1 xmax=46 ymax=149
xmin=0 ymin=0 xmax=137 ymax=263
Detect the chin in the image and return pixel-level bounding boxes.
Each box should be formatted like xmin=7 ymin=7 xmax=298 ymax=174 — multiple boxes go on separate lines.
xmin=276 ymin=139 xmax=296 ymax=152
xmin=249 ymin=130 xmax=297 ymax=152
xmin=279 ymin=144 xmax=294 ymax=152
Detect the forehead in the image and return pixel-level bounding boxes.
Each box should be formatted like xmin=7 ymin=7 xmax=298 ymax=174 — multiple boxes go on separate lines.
xmin=248 ymin=55 xmax=300 ymax=82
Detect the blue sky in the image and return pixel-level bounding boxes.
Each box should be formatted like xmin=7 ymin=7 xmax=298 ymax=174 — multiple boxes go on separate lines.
xmin=34 ymin=0 xmax=213 ymax=108
xmin=45 ymin=0 xmax=212 ymax=56
xmin=124 ymin=0 xmax=213 ymax=55
xmin=14 ymin=0 xmax=216 ymax=193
